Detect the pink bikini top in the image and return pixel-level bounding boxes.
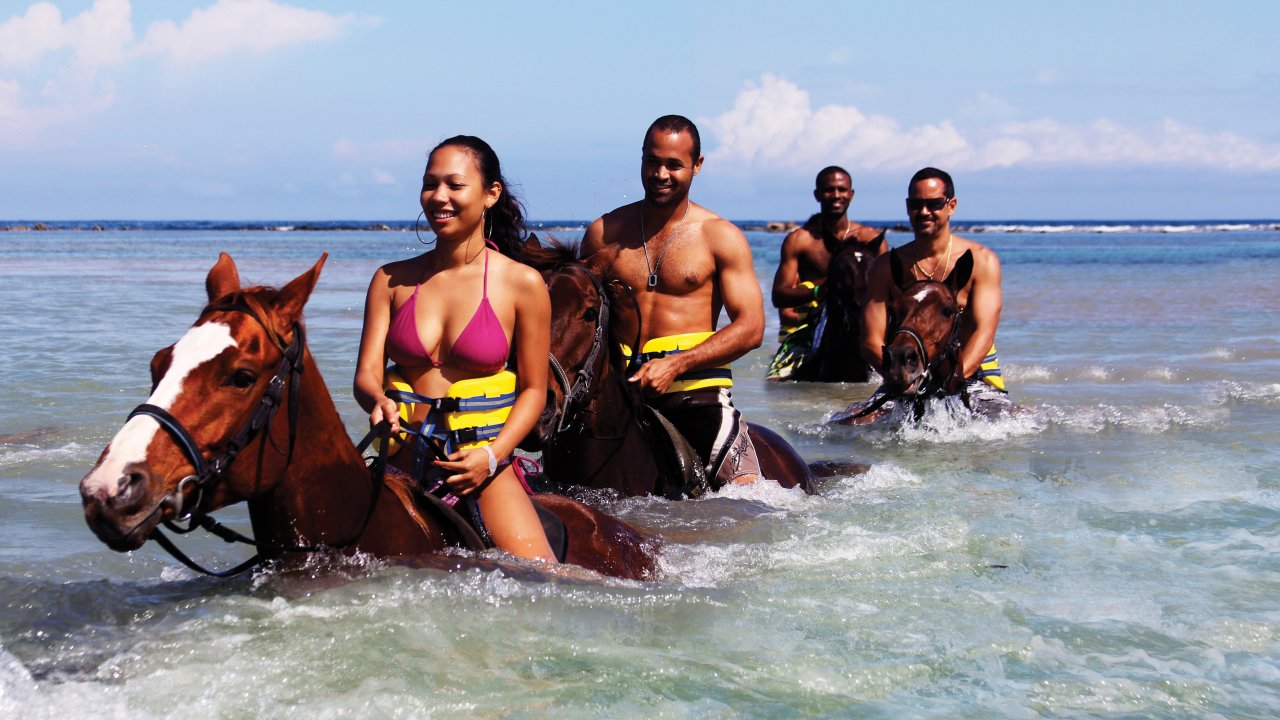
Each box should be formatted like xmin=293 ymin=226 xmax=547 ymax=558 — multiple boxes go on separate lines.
xmin=385 ymin=249 xmax=510 ymax=373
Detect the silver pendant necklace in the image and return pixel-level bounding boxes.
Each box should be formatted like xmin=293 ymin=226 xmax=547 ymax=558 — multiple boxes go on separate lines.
xmin=640 ymin=201 xmax=691 ymax=290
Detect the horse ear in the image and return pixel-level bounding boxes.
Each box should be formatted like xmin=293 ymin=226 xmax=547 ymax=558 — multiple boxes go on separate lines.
xmin=945 ymin=250 xmax=974 ymax=292
xmin=890 ymin=249 xmax=908 ymax=290
xmin=275 ymin=253 xmax=328 ymax=325
xmin=206 ymin=252 xmax=241 ymax=301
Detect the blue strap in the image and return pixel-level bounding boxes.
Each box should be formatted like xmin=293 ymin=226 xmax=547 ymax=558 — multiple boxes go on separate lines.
xmin=385 ymin=388 xmax=516 ymax=413
xmin=384 ymin=388 xmax=512 ymax=458
xmin=630 ymin=348 xmax=734 ymax=384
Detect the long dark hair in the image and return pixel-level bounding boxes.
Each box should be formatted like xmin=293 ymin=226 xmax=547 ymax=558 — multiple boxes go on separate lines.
xmin=428 ymin=135 xmax=529 ymax=260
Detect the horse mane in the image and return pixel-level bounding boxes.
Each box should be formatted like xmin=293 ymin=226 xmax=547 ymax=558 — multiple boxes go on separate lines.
xmin=518 ymin=234 xmax=585 ymax=272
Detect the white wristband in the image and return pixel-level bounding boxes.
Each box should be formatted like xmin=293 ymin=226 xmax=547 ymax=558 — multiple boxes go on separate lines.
xmin=482 ymin=445 xmax=498 ymax=477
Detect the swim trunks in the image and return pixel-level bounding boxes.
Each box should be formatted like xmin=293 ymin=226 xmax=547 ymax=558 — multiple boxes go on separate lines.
xmin=646 ymin=387 xmax=761 ymax=488
xmin=625 ymin=333 xmax=760 ymax=485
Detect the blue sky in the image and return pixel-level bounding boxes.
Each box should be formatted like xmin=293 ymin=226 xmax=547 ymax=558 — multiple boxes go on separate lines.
xmin=1 ymin=0 xmax=1277 ymax=221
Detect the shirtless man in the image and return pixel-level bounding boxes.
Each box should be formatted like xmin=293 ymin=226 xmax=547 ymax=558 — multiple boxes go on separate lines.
xmin=580 ymin=115 xmax=763 ymax=486
xmin=767 ymin=166 xmax=887 ymax=379
xmin=856 ymin=167 xmax=1009 ymax=414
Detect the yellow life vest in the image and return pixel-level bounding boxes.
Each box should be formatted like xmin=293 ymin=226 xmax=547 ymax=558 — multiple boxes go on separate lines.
xmin=620 ymin=331 xmax=734 ymax=393
xmin=974 ymin=345 xmax=1005 ymax=391
xmin=779 ymin=281 xmax=821 ymax=340
xmin=380 ymin=368 xmax=517 ymax=456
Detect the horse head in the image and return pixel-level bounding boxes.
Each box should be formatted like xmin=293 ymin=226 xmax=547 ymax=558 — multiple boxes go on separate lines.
xmin=826 ymin=230 xmax=883 ymax=311
xmin=882 ymin=249 xmax=973 ymax=398
xmin=511 ymin=238 xmax=611 ymax=450
xmin=79 ymin=252 xmax=326 ymax=551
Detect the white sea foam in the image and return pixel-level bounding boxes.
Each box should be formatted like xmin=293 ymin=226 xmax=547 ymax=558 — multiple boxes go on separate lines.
xmin=1005 ymin=364 xmax=1055 ymax=382
xmin=959 ymin=222 xmax=1280 ymax=234
xmin=1082 ymin=366 xmax=1112 ymax=381
xmin=710 ymin=475 xmax=812 ymax=511
xmin=1214 ymin=380 xmax=1280 ymax=404
xmin=889 ymin=399 xmax=1046 ymax=445
xmin=1039 ymin=402 xmax=1226 ymax=433
xmin=0 ymin=442 xmax=87 ymax=469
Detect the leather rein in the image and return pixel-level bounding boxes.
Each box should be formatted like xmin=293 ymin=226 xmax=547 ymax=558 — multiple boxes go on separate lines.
xmin=128 ymin=302 xmax=387 ymax=577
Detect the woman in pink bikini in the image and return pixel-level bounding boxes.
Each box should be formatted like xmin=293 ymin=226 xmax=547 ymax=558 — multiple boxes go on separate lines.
xmin=353 ymin=136 xmax=556 ymax=562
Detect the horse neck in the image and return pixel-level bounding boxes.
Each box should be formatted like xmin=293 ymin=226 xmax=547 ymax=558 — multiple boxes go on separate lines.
xmin=240 ymin=350 xmax=375 ymax=548
xmin=546 ymin=351 xmax=659 ymax=495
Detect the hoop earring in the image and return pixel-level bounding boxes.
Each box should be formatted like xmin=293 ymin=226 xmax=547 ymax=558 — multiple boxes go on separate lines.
xmin=414 ymin=210 xmax=434 ymax=247
xmin=483 ymin=208 xmax=492 ymax=240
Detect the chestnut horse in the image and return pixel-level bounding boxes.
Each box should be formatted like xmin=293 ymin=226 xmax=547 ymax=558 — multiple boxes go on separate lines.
xmin=788 ymin=231 xmax=885 ymax=383
xmin=78 ymin=253 xmax=656 ymax=580
xmin=520 ymin=243 xmax=819 ymax=499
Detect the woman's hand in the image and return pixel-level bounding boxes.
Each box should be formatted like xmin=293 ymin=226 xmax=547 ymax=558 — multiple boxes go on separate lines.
xmin=435 ymin=448 xmax=495 ymax=494
xmin=369 ymin=395 xmax=401 ymax=435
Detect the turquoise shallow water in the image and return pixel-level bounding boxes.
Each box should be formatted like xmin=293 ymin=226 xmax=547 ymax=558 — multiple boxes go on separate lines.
xmin=1 ymin=226 xmax=1279 ymax=718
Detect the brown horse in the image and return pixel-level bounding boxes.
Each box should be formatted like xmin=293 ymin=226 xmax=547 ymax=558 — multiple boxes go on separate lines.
xmin=519 ymin=242 xmax=820 ymax=498
xmin=789 ymin=231 xmax=885 ymax=383
xmin=833 ymin=248 xmax=975 ymax=424
xmin=77 ymin=253 xmax=657 ymax=580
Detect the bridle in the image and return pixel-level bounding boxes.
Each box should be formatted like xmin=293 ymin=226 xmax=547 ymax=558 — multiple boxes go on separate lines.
xmin=545 ymin=263 xmax=613 ymax=437
xmin=542 ymin=264 xmax=651 ymax=487
xmin=885 ymin=281 xmax=964 ymax=397
xmin=852 ymin=281 xmax=964 ymax=420
xmin=128 ymin=301 xmax=386 ymax=577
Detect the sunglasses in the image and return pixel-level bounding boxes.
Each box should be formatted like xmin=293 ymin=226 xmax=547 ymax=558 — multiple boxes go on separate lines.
xmin=905 ymin=197 xmax=951 ymax=212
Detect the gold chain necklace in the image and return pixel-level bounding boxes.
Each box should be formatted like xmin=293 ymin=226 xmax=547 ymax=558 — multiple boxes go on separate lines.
xmin=916 ymin=233 xmax=953 ymax=280
xmin=640 ymin=201 xmax=691 ymax=290
xmin=824 ymin=217 xmax=853 ymax=245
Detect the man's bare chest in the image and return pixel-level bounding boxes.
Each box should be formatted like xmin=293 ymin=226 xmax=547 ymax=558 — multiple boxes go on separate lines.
xmin=612 ymin=241 xmax=715 ymax=294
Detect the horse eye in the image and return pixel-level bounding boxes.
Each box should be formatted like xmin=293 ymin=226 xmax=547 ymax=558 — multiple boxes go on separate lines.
xmin=941 ymin=307 xmax=954 ymax=317
xmin=582 ymin=308 xmax=598 ymax=322
xmin=229 ymin=369 xmax=257 ymax=389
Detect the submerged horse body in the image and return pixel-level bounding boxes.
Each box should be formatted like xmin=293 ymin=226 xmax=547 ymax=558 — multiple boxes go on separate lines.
xmin=78 ymin=253 xmax=656 ymax=580
xmin=521 ymin=241 xmax=823 ymax=498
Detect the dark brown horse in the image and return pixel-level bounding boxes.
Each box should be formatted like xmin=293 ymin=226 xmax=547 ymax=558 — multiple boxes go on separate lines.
xmin=519 ymin=242 xmax=820 ymax=498
xmin=833 ymin=249 xmax=974 ymax=424
xmin=78 ymin=253 xmax=657 ymax=580
xmin=789 ymin=230 xmax=885 ymax=383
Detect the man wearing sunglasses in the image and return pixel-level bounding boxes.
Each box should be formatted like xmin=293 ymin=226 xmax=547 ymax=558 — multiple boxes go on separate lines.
xmin=853 ymin=166 xmax=1010 ymax=417
xmin=766 ymin=166 xmax=887 ymax=380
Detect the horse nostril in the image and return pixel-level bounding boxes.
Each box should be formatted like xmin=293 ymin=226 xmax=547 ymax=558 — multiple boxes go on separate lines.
xmin=113 ymin=463 xmax=152 ymax=508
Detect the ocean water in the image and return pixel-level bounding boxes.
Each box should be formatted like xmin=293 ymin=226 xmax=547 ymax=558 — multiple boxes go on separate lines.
xmin=1 ymin=222 xmax=1278 ymax=718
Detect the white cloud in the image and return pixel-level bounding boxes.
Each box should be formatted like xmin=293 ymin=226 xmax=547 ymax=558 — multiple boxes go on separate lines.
xmin=0 ymin=0 xmax=368 ymax=149
xmin=0 ymin=0 xmax=133 ymax=68
xmin=135 ymin=0 xmax=359 ymax=65
xmin=371 ymin=168 xmax=396 ymax=185
xmin=705 ymin=74 xmax=1280 ymax=174
xmin=332 ymin=137 xmax=428 ymax=163
xmin=0 ymin=2 xmax=66 ymax=67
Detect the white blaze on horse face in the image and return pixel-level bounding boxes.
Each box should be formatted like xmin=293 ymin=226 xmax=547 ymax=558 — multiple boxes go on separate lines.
xmin=911 ymin=287 xmax=935 ymax=303
xmin=81 ymin=322 xmax=236 ymax=498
